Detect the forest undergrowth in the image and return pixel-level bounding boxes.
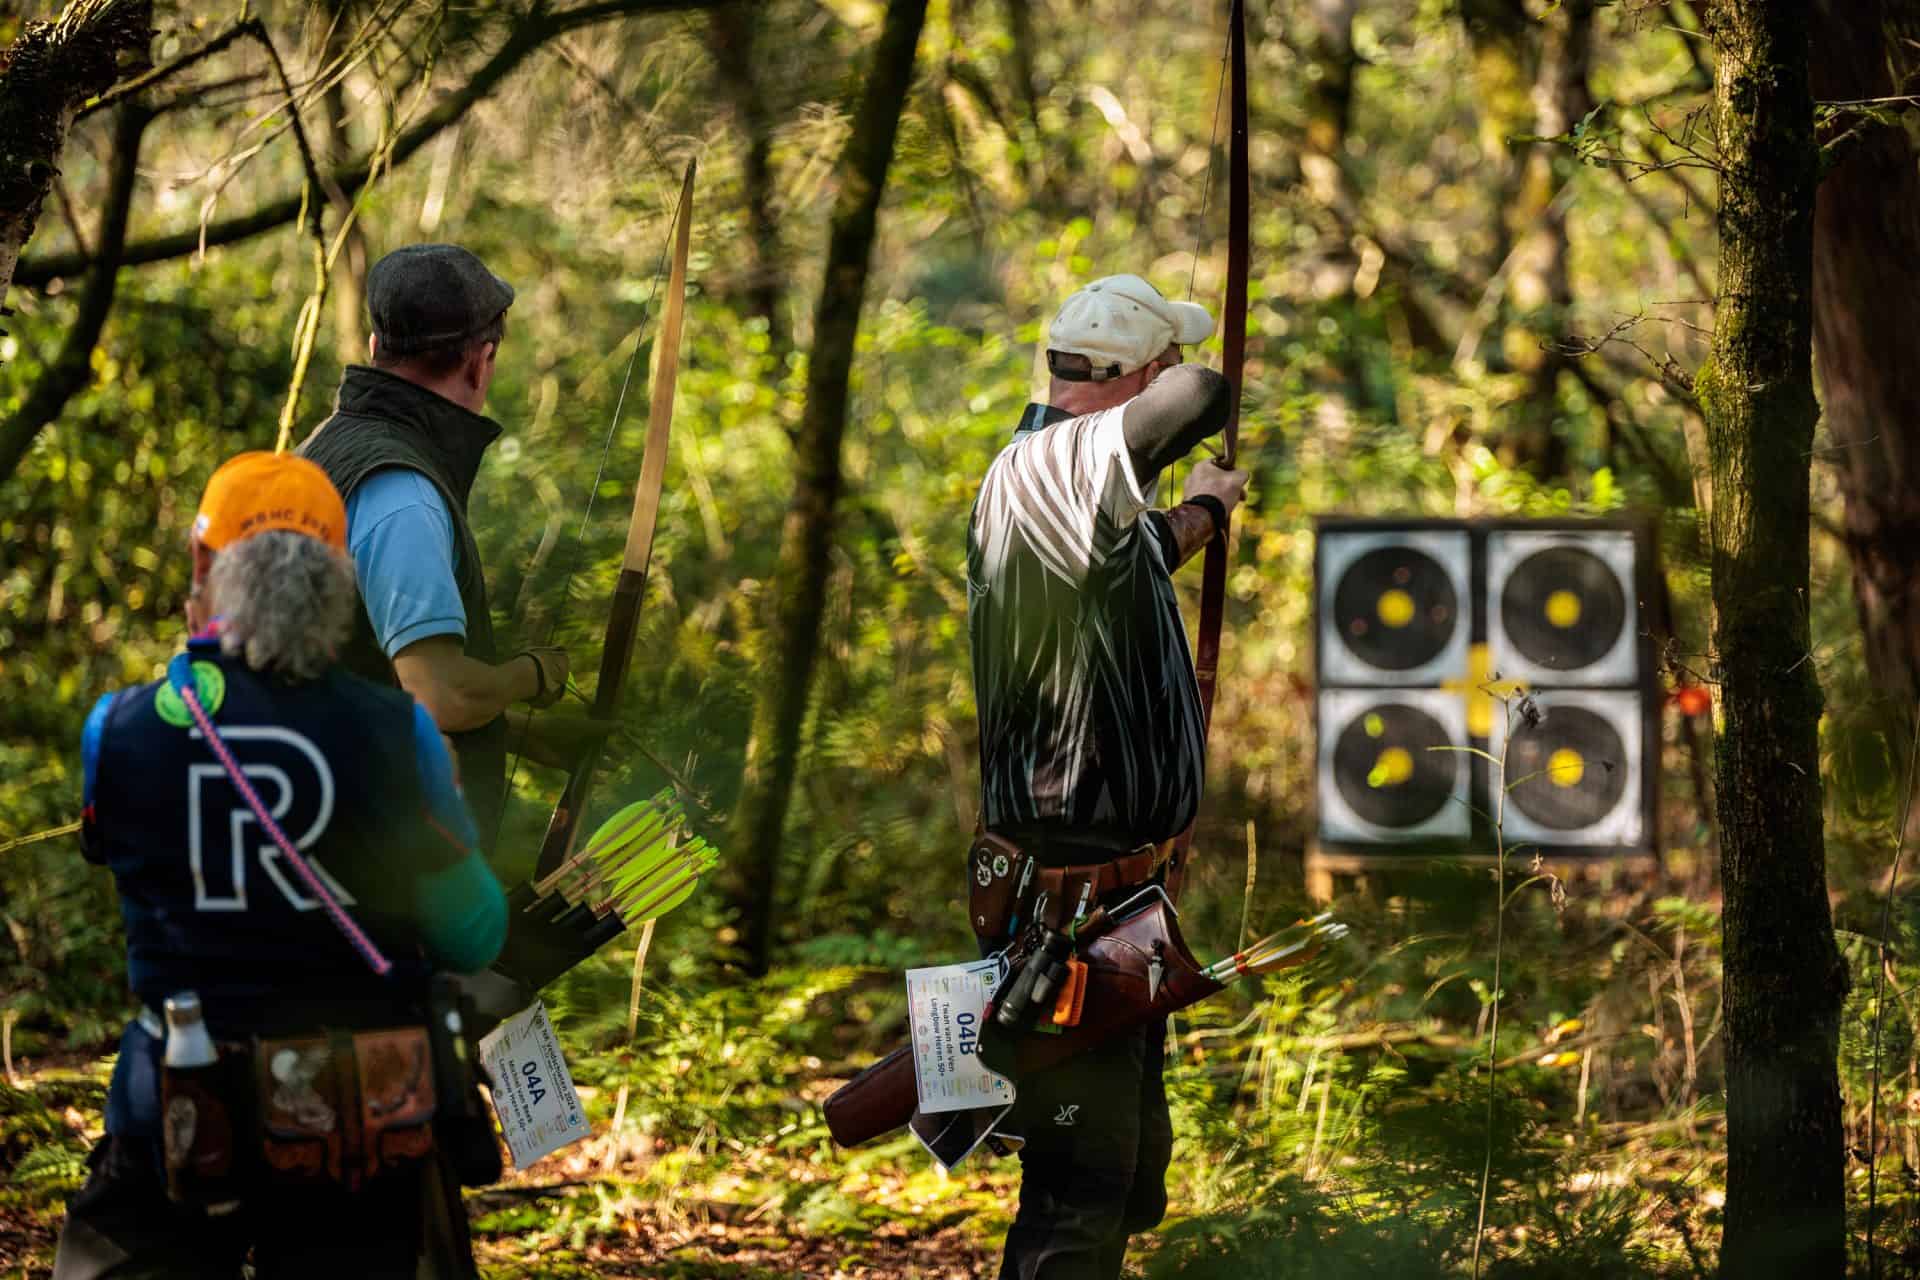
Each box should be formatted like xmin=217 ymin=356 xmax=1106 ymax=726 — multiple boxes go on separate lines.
xmin=6 ymin=831 xmax=1917 ymax=1277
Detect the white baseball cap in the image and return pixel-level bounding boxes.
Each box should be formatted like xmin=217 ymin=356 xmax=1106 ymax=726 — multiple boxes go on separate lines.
xmin=1046 ymin=274 xmax=1214 ymax=380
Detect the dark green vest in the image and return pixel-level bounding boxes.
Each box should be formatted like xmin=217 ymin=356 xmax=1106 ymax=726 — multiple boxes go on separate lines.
xmin=298 ymin=365 xmax=509 ymax=838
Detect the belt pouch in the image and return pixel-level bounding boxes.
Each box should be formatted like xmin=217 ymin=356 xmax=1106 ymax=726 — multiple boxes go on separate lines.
xmin=967 ymin=833 xmax=1028 ymax=949
xmin=353 ymin=1027 xmax=438 ymax=1180
xmin=255 ymin=1027 xmax=439 ymax=1190
xmin=256 ymin=1035 xmax=347 ymax=1186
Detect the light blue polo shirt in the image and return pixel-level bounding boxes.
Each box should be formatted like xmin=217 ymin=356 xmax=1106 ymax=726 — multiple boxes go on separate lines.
xmin=345 ymin=469 xmax=467 ymax=656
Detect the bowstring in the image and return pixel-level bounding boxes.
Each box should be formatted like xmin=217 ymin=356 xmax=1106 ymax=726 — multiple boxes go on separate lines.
xmin=490 ymin=177 xmax=691 ymax=856
xmin=1186 ymin=21 xmax=1233 ymax=305
xmin=1173 ymin=12 xmax=1235 ymax=509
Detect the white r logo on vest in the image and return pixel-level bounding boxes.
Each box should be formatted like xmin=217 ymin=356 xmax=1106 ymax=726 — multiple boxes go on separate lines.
xmin=186 ymin=726 xmax=352 ymax=912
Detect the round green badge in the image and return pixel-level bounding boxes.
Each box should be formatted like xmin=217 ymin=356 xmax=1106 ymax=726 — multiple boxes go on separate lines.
xmin=154 ymin=661 xmax=227 ymax=727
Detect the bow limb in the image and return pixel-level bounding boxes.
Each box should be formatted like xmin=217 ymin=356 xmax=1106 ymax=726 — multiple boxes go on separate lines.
xmin=533 ymin=159 xmax=697 ymax=879
xmin=1169 ymin=0 xmax=1248 ymax=903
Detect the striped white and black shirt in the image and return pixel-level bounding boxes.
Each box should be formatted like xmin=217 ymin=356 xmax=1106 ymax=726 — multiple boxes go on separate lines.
xmin=967 ymin=400 xmax=1210 ymax=845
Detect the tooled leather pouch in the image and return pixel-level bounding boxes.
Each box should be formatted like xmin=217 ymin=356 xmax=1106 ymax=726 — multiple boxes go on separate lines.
xmin=256 ymin=1028 xmax=437 ymax=1191
xmin=967 ymin=833 xmax=1028 ymax=950
xmin=353 ymin=1028 xmax=437 ymax=1180
xmin=256 ymin=1035 xmax=346 ymax=1186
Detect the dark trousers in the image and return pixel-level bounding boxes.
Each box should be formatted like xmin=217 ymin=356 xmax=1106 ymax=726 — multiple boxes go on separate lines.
xmin=997 ymin=1018 xmax=1173 ymax=1280
xmin=52 ymin=1135 xmax=474 ymax=1280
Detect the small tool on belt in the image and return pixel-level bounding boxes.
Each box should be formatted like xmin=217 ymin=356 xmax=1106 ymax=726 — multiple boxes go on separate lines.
xmin=995 ymin=925 xmax=1076 ymax=1032
xmin=1050 ymin=957 xmax=1089 ymax=1026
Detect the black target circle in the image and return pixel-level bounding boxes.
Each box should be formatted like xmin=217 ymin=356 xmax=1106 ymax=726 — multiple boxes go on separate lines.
xmin=1500 ymin=547 xmax=1627 ymax=672
xmin=1332 ymin=547 xmax=1459 ymax=672
xmin=1333 ymin=703 xmax=1456 ymax=829
xmin=1506 ymin=706 xmax=1628 ymax=831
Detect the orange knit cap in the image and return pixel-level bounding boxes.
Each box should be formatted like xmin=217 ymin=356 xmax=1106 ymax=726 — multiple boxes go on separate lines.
xmin=192 ymin=452 xmax=348 ymax=552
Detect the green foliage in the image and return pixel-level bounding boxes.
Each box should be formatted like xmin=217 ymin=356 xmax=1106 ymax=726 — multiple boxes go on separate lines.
xmin=10 ymin=1140 xmax=88 ymax=1192
xmin=3 ymin=0 xmax=1917 ymax=1274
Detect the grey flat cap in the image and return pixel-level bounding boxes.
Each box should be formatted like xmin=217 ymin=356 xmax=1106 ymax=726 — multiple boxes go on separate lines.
xmin=367 ymin=244 xmax=515 ymax=356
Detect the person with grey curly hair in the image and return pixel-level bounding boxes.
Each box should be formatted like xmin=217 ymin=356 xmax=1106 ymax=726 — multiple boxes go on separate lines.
xmin=197 ymin=529 xmax=359 ymax=681
xmin=55 ymin=451 xmax=508 ymax=1280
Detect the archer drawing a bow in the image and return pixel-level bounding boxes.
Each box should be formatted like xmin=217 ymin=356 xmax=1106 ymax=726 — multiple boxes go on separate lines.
xmin=823 ymin=0 xmax=1296 ymax=1153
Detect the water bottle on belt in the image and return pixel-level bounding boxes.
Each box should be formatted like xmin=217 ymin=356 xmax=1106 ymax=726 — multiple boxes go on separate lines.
xmin=160 ymin=992 xmax=242 ymax=1214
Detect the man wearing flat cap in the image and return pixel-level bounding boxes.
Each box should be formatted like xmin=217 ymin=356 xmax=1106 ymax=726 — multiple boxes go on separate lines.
xmin=966 ymin=274 xmax=1248 ymax=1278
xmin=300 ymin=245 xmax=579 ymax=841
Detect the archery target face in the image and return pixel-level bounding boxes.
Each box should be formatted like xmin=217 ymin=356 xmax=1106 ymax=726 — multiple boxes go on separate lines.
xmin=1319 ymin=529 xmax=1471 ymax=686
xmin=1489 ymin=689 xmax=1643 ymax=847
xmin=1318 ymin=688 xmax=1471 ymax=842
xmin=1487 ymin=531 xmax=1637 ymax=686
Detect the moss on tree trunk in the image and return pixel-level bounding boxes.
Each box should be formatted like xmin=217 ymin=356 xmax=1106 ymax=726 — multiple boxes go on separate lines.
xmin=1702 ymin=1 xmax=1849 ymax=1274
xmin=0 ymin=0 xmax=151 ymax=303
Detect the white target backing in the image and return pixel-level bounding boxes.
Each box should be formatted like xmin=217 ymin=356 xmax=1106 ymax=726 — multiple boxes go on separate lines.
xmin=1487 ymin=689 xmax=1643 ymax=847
xmin=1317 ymin=688 xmax=1472 ymax=843
xmin=1318 ymin=529 xmax=1472 ymax=687
xmin=1487 ymin=530 xmax=1637 ymax=686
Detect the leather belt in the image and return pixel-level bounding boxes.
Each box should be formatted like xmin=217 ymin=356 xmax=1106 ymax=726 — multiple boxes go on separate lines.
xmin=1032 ymin=842 xmax=1170 ymax=928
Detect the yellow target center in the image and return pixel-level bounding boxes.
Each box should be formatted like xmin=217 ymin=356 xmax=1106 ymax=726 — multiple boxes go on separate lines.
xmin=1547 ymin=748 xmax=1585 ymax=788
xmin=1377 ymin=589 xmax=1417 ymax=629
xmin=1369 ymin=747 xmax=1415 ymax=789
xmin=1545 ymin=590 xmax=1582 ymax=628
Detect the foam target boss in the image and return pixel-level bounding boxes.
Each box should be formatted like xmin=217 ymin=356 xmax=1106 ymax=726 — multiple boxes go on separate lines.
xmin=1309 ymin=516 xmax=1660 ymax=893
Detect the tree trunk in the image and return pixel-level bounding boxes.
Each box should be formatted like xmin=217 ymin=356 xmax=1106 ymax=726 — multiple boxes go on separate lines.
xmin=1808 ymin=0 xmax=1920 ymax=722
xmin=705 ymin=0 xmax=788 ymax=352
xmin=1004 ymin=0 xmax=1043 ymax=142
xmin=723 ymin=0 xmax=928 ymax=975
xmin=0 ymin=0 xmax=152 ymax=304
xmin=1301 ymin=0 xmax=1359 ymax=160
xmin=1459 ymin=0 xmax=1536 ymax=291
xmin=1700 ymin=1 xmax=1849 ymax=1275
xmin=1003 ymin=0 xmax=1047 ymax=196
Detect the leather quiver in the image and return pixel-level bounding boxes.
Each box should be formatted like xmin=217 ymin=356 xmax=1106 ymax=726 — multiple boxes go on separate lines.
xmin=823 ymin=1044 xmax=919 ymax=1148
xmin=489 ymin=900 xmax=605 ymax=997
xmin=823 ymin=900 xmax=1225 ymax=1148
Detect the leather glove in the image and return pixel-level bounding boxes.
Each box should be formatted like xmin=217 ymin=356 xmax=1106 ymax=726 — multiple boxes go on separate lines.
xmin=516 ymin=646 xmax=569 ymax=710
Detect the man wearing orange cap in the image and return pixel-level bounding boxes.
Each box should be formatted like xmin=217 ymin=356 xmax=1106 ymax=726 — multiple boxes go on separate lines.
xmin=965 ymin=274 xmax=1248 ymax=1279
xmin=54 ymin=452 xmax=506 ymax=1279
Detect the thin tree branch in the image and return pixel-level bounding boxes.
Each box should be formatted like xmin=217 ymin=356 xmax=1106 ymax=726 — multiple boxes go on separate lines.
xmin=51 ymin=176 xmax=90 ymax=259
xmin=1568 ymin=360 xmax=1693 ymax=509
xmin=75 ymin=16 xmax=253 ymax=119
xmin=1609 ymin=158 xmax=1715 ymax=300
xmin=13 ymin=0 xmax=713 ymax=289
